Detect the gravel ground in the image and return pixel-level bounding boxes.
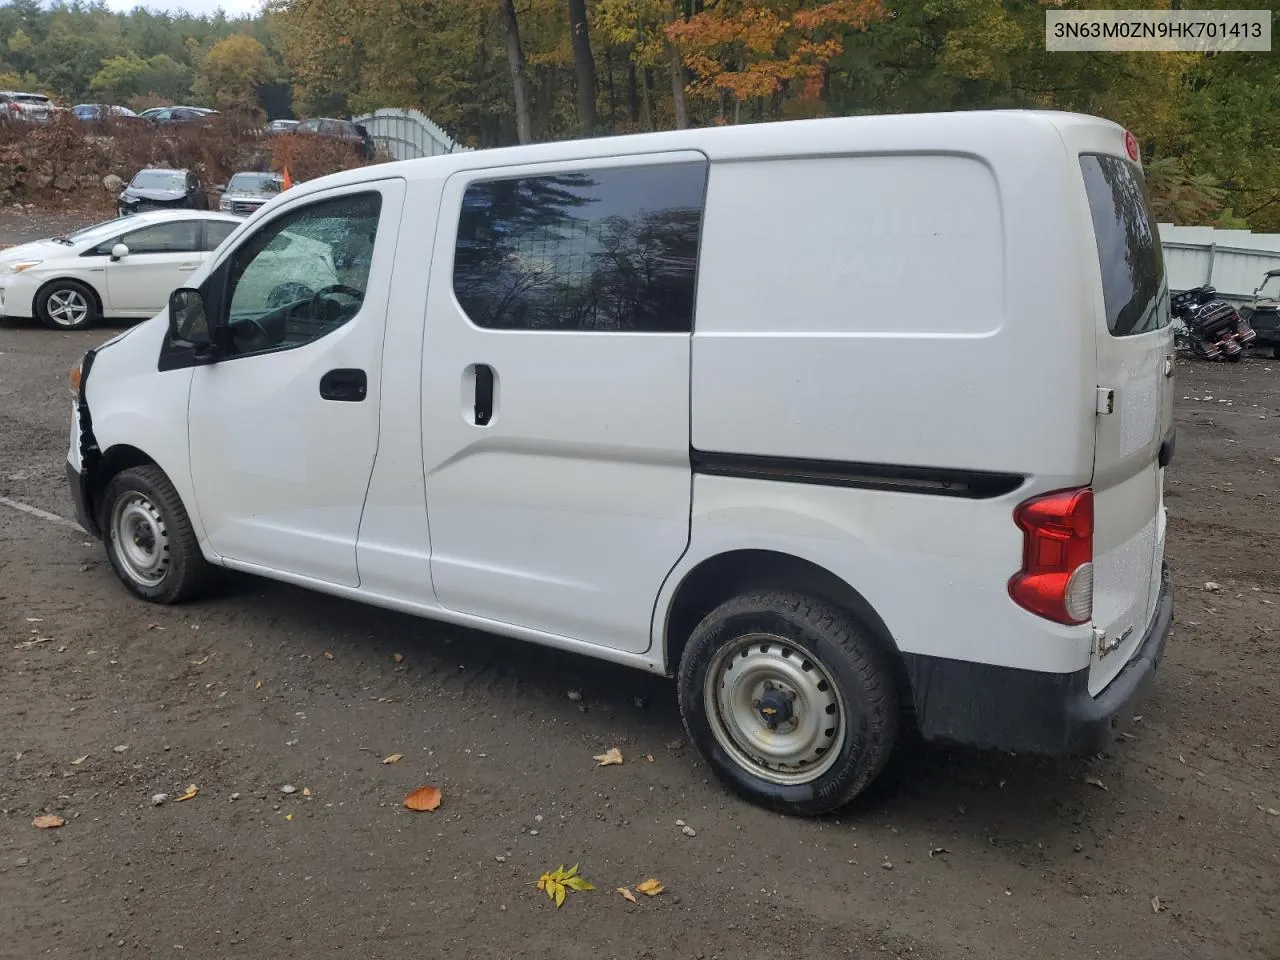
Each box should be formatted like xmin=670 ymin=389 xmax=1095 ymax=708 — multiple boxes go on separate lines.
xmin=1 ymin=210 xmax=1278 ymax=960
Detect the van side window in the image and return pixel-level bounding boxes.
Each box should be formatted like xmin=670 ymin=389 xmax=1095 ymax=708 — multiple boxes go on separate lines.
xmin=221 ymin=191 xmax=382 ymax=357
xmin=452 ymin=161 xmax=707 ymax=332
xmin=1080 ymin=154 xmax=1168 ymax=337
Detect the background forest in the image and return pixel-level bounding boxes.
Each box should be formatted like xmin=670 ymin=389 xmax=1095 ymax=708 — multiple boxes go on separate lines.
xmin=1 ymin=0 xmax=1278 ymax=229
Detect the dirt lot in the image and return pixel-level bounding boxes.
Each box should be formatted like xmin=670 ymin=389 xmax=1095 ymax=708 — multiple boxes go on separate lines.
xmin=1 ymin=209 xmax=1277 ymax=960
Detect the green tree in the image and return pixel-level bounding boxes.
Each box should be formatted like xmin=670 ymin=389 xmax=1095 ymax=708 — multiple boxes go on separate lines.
xmin=191 ymin=33 xmax=274 ymax=111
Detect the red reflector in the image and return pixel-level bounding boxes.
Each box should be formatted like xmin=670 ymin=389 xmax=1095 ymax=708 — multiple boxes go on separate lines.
xmin=1009 ymin=488 xmax=1093 ymax=625
xmin=1124 ymin=130 xmax=1140 ymax=163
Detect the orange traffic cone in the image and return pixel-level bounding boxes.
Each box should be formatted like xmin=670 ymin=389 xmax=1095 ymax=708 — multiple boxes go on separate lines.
xmin=282 ymin=166 xmax=294 ymax=190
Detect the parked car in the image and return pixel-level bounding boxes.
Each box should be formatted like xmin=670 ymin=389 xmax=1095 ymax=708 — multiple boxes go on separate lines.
xmin=1238 ymin=267 xmax=1280 ymax=357
xmin=219 ymin=171 xmax=284 ymax=216
xmin=0 ymin=90 xmax=54 ymax=123
xmin=295 ymin=117 xmax=375 ymax=158
xmin=266 ymin=119 xmax=299 ymax=135
xmin=118 ymin=168 xmax=209 ymax=216
xmin=143 ymin=105 xmax=217 ymax=125
xmin=71 ymin=103 xmax=140 ymax=123
xmin=0 ymin=210 xmax=241 ymax=331
xmin=64 ymin=111 xmax=1175 ymax=816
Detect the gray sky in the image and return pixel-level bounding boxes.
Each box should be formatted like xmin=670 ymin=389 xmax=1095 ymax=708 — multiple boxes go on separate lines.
xmin=102 ymin=0 xmax=264 ymax=18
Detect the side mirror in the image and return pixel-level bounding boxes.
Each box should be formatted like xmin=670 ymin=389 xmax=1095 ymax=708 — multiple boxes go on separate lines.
xmin=110 ymin=243 xmax=129 ymax=261
xmin=168 ymin=287 xmax=212 ymax=349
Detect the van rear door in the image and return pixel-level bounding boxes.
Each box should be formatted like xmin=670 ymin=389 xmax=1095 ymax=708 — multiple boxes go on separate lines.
xmin=1080 ymin=150 xmax=1174 ymax=695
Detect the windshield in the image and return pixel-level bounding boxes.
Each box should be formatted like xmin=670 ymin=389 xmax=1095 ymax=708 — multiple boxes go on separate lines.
xmin=16 ymin=94 xmax=50 ymax=104
xmin=227 ymin=173 xmax=282 ymax=194
xmin=130 ymin=170 xmax=187 ymax=191
xmin=59 ymin=215 xmax=144 ymax=246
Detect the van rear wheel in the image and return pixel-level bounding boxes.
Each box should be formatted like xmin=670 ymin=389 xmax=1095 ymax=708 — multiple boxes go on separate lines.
xmin=678 ymin=591 xmax=898 ymax=816
xmin=100 ymin=465 xmax=213 ymax=604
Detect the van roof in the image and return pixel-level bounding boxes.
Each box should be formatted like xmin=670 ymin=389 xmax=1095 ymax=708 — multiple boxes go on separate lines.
xmin=290 ymin=109 xmax=1127 ymax=198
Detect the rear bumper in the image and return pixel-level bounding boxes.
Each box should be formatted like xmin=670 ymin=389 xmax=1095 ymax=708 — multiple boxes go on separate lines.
xmin=903 ymin=564 xmax=1173 ymax=755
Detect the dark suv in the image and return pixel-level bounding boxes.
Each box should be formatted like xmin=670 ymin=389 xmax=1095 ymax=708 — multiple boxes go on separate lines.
xmin=295 ymin=117 xmax=375 ymax=159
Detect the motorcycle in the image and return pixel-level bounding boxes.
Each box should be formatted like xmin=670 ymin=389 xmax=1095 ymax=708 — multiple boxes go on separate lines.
xmin=1171 ymin=285 xmax=1256 ymax=362
xmin=1236 ymin=267 xmax=1280 ymax=359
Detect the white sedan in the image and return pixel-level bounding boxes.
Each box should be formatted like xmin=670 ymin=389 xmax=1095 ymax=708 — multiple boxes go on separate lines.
xmin=0 ymin=210 xmax=243 ymax=331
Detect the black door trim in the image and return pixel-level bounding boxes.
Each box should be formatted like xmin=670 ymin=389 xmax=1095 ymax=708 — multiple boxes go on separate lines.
xmin=691 ymin=449 xmax=1024 ymax=499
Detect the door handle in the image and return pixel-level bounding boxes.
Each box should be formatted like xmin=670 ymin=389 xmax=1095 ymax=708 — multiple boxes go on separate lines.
xmin=474 ymin=363 xmax=494 ymax=426
xmin=319 ymin=368 xmax=367 ymax=402
xmin=178 ymin=263 xmax=200 ymax=270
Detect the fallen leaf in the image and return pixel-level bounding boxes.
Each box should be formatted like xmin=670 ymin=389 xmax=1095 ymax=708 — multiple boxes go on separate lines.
xmin=32 ymin=815 xmax=65 ymax=829
xmin=404 ymin=785 xmax=442 ymax=812
xmin=636 ymin=878 xmax=664 ymax=896
xmin=929 ymin=846 xmax=950 ymax=858
xmin=255 ymin=680 xmax=262 ymax=690
xmin=174 ymin=784 xmax=198 ymax=802
xmin=285 ymin=813 xmax=294 ymax=821
xmin=190 ymin=655 xmax=211 ymax=665
xmin=593 ymin=747 xmax=623 ymax=767
xmin=1151 ymin=895 xmax=1163 ymax=913
xmin=323 ymin=651 xmax=334 ymax=660
xmin=382 ymin=754 xmax=403 ymax=765
xmin=536 ymin=864 xmax=594 ymax=908
xmin=1085 ymin=776 xmax=1108 ymax=791
xmin=617 ymin=886 xmax=637 ymax=904
xmin=645 ymin=754 xmax=655 ymax=763
xmin=302 ymin=787 xmax=312 ymax=798
xmin=392 ymin=653 xmax=404 ymax=663
xmin=70 ymin=755 xmax=89 ymax=766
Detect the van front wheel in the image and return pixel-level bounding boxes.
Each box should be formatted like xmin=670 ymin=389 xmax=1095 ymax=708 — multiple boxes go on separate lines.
xmin=100 ymin=465 xmax=213 ymax=604
xmin=678 ymin=591 xmax=898 ymax=816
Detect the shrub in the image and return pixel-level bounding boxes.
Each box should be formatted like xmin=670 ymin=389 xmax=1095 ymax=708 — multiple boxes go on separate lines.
xmin=0 ymin=113 xmax=383 ymax=210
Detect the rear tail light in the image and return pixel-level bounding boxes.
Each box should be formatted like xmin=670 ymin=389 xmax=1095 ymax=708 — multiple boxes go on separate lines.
xmin=1009 ymin=487 xmax=1093 ymax=625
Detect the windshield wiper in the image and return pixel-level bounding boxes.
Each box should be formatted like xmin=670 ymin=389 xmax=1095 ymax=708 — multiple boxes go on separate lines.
xmin=51 ymin=235 xmax=74 ymax=245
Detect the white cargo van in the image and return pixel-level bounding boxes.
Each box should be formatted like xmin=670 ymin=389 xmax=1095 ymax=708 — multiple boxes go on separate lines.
xmin=66 ymin=111 xmax=1175 ymax=815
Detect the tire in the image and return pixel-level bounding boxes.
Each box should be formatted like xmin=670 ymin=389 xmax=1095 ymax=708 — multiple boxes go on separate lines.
xmin=99 ymin=465 xmax=214 ymax=604
xmin=36 ymin=279 xmax=99 ymax=331
xmin=678 ymin=591 xmax=899 ymax=816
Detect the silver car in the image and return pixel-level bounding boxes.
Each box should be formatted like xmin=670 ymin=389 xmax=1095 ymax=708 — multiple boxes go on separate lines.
xmin=0 ymin=91 xmax=54 ymax=123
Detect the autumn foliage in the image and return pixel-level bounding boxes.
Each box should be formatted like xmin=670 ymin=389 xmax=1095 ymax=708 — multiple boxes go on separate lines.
xmin=667 ymin=0 xmax=885 ymax=113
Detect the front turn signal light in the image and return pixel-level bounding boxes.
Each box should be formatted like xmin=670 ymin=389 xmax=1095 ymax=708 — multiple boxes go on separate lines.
xmin=69 ymin=359 xmax=82 ymax=396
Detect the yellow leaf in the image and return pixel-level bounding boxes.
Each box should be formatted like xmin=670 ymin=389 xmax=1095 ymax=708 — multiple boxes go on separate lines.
xmin=646 ymin=754 xmax=655 ymax=763
xmin=175 ymin=784 xmax=198 ymax=802
xmin=71 ymin=754 xmax=89 ymax=766
xmin=636 ymin=878 xmax=664 ymax=896
xmin=286 ymin=813 xmax=294 ymax=821
xmin=392 ymin=653 xmax=403 ymax=663
xmin=255 ymin=680 xmax=262 ymax=690
xmin=404 ymin=785 xmax=442 ymax=811
xmin=554 ymin=884 xmax=566 ymax=907
xmin=302 ymin=787 xmax=312 ymax=798
xmin=563 ymin=875 xmax=594 ymax=891
xmin=617 ymin=886 xmax=637 ymax=903
xmin=382 ymin=754 xmax=403 ymax=765
xmin=33 ymin=814 xmax=66 ymax=829
xmin=537 ymin=864 xmax=593 ymax=907
xmin=593 ymin=747 xmax=623 ymax=766
xmin=323 ymin=651 xmax=334 ymax=660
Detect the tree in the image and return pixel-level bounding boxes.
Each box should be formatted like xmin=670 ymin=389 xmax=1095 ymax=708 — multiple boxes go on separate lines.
xmin=566 ymin=0 xmax=598 ymax=133
xmin=500 ymin=0 xmax=535 ymax=143
xmin=667 ymin=0 xmax=887 ymax=123
xmin=192 ymin=33 xmax=274 ymax=111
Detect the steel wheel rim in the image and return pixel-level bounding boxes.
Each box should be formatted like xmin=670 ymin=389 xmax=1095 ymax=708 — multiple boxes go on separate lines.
xmin=47 ymin=289 xmax=89 ymax=327
xmin=110 ymin=494 xmax=170 ymax=588
xmin=704 ymin=633 xmax=846 ymax=786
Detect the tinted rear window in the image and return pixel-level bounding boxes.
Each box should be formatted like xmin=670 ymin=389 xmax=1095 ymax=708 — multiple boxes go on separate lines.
xmin=1080 ymin=154 xmax=1168 ymax=337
